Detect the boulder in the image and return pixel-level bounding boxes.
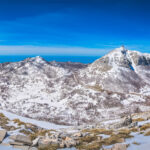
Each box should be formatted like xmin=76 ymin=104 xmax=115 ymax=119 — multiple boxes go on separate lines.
xmin=25 ymin=123 xmax=36 ymax=129
xmin=118 ymin=138 xmax=125 ymax=143
xmin=1 ymin=143 xmax=10 ymax=146
xmin=112 ymin=143 xmax=126 ymax=150
xmin=89 ymin=133 xmax=95 ymax=137
xmin=110 ymin=116 xmax=133 ymax=129
xmin=64 ymin=137 xmax=77 ymax=147
xmin=38 ymin=137 xmax=60 ymax=148
xmin=73 ymin=132 xmax=82 ymax=137
xmin=97 ymin=136 xmax=102 ymax=141
xmin=32 ymin=137 xmax=41 ymax=146
xmin=82 ymin=132 xmax=89 ymax=137
xmin=13 ymin=145 xmax=30 ymax=150
xmin=9 ymin=135 xmax=32 ymax=146
xmin=65 ymin=137 xmax=72 ymax=141
xmin=122 ymin=116 xmax=132 ymax=126
xmin=144 ymin=128 xmax=150 ymax=136
xmin=59 ymin=141 xmax=66 ymax=148
xmin=9 ymin=141 xmax=24 ymax=146
xmin=38 ymin=139 xmax=59 ymax=149
xmin=49 ymin=132 xmax=61 ymax=139
xmin=65 ymin=141 xmax=73 ymax=148
xmin=0 ymin=130 xmax=7 ymax=143
xmin=38 ymin=139 xmax=51 ymax=149
xmin=29 ymin=147 xmax=38 ymax=150
xmin=103 ymin=144 xmax=126 ymax=150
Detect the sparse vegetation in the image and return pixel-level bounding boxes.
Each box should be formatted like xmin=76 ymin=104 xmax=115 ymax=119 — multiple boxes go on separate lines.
xmin=117 ymin=130 xmax=133 ymax=139
xmin=118 ymin=129 xmax=131 ymax=135
xmin=82 ymin=128 xmax=113 ymax=135
xmin=76 ymin=141 xmax=102 ymax=150
xmin=130 ymin=127 xmax=138 ymax=132
xmin=76 ymin=127 xmax=134 ymax=149
xmin=87 ymin=85 xmax=103 ymax=92
xmin=0 ymin=113 xmax=15 ymax=131
xmin=30 ymin=129 xmax=51 ymax=140
xmin=13 ymin=118 xmax=26 ymax=126
xmin=132 ymin=141 xmax=140 ymax=145
xmin=1 ymin=110 xmax=150 ymax=150
xmin=79 ymin=135 xmax=98 ymax=143
xmin=102 ymin=136 xmax=124 ymax=145
xmin=144 ymin=131 xmax=150 ymax=136
xmin=38 ymin=144 xmax=59 ymax=150
xmin=20 ymin=129 xmax=32 ymax=135
xmin=140 ymin=124 xmax=150 ymax=131
xmin=133 ymin=118 xmax=145 ymax=122
xmin=0 ymin=113 xmax=6 ymax=118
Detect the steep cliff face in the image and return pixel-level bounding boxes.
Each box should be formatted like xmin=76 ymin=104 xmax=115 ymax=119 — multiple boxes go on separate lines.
xmin=0 ymin=47 xmax=150 ymax=125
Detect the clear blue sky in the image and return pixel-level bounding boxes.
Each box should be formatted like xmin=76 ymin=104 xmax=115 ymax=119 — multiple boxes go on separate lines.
xmin=0 ymin=0 xmax=150 ymax=56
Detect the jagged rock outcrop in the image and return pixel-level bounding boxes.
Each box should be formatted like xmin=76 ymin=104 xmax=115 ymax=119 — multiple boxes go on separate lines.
xmin=9 ymin=135 xmax=32 ymax=146
xmin=0 ymin=130 xmax=7 ymax=143
xmin=104 ymin=143 xmax=127 ymax=150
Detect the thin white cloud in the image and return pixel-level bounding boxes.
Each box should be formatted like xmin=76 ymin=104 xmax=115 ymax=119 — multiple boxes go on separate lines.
xmin=0 ymin=45 xmax=111 ymax=56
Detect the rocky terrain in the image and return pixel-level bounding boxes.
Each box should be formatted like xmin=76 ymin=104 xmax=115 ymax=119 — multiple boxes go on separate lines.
xmin=1 ymin=110 xmax=150 ymax=150
xmin=0 ymin=46 xmax=150 ymax=149
xmin=0 ymin=46 xmax=150 ymax=125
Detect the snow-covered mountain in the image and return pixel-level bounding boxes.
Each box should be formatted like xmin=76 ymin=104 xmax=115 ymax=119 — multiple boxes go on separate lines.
xmin=0 ymin=46 xmax=150 ymax=125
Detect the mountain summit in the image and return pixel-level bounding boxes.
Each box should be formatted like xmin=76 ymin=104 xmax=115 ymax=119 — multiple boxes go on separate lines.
xmin=80 ymin=47 xmax=150 ymax=94
xmin=91 ymin=46 xmax=150 ymax=70
xmin=0 ymin=47 xmax=150 ymax=125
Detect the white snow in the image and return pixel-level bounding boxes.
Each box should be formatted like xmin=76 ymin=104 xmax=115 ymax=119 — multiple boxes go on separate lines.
xmin=126 ymin=132 xmax=150 ymax=150
xmin=138 ymin=120 xmax=150 ymax=126
xmin=0 ymin=109 xmax=70 ymax=130
xmin=103 ymin=132 xmax=150 ymax=150
xmin=0 ymin=145 xmax=19 ymax=150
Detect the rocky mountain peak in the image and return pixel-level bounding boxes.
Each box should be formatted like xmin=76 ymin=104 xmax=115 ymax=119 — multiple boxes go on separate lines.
xmin=90 ymin=46 xmax=150 ymax=73
xmin=89 ymin=46 xmax=130 ymax=71
xmin=26 ymin=56 xmax=47 ymax=64
xmin=105 ymin=46 xmax=128 ymax=60
xmin=114 ymin=45 xmax=127 ymax=53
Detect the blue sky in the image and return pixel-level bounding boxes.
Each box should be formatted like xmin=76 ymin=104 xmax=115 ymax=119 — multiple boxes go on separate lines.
xmin=0 ymin=0 xmax=150 ymax=56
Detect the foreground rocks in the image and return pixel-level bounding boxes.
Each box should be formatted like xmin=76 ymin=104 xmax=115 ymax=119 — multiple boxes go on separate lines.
xmin=0 ymin=113 xmax=135 ymax=150
xmin=9 ymin=135 xmax=32 ymax=146
xmin=109 ymin=115 xmax=137 ymax=129
xmin=8 ymin=135 xmax=37 ymax=150
xmin=104 ymin=143 xmax=127 ymax=150
xmin=0 ymin=130 xmax=7 ymax=143
xmin=38 ymin=132 xmax=80 ymax=149
xmin=1 ymin=111 xmax=150 ymax=150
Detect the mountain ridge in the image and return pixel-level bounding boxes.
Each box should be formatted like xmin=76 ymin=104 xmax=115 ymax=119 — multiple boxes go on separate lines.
xmin=0 ymin=46 xmax=150 ymax=125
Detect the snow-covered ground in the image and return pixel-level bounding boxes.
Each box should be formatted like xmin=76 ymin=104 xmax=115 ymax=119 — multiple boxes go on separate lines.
xmin=1 ymin=109 xmax=150 ymax=150
xmin=103 ymin=131 xmax=150 ymax=150
xmin=138 ymin=120 xmax=150 ymax=126
xmin=127 ymin=132 xmax=150 ymax=150
xmin=0 ymin=145 xmax=19 ymax=150
xmin=0 ymin=109 xmax=70 ymax=130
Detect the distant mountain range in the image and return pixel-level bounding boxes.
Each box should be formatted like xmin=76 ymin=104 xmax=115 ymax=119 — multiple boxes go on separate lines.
xmin=0 ymin=46 xmax=150 ymax=125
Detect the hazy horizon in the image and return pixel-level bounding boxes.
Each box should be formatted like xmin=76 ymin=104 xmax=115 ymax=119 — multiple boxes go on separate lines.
xmin=0 ymin=55 xmax=102 ymax=64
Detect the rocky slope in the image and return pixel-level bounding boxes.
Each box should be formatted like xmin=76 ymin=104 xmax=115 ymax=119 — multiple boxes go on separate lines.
xmin=0 ymin=46 xmax=150 ymax=125
xmin=1 ymin=110 xmax=150 ymax=150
